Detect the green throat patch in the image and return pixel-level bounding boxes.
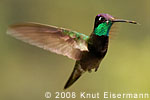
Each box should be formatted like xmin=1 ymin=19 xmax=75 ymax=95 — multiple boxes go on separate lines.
xmin=94 ymin=21 xmax=113 ymax=36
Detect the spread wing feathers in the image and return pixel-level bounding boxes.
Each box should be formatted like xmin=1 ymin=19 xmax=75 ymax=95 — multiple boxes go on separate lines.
xmin=7 ymin=22 xmax=89 ymax=60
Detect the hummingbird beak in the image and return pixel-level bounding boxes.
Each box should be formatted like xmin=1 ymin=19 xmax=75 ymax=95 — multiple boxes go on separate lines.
xmin=112 ymin=19 xmax=138 ymax=24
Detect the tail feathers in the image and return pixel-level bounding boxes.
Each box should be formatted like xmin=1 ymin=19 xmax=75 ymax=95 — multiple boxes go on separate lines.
xmin=64 ymin=64 xmax=84 ymax=89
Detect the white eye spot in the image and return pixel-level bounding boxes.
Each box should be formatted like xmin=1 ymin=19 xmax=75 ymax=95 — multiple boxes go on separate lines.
xmin=106 ymin=20 xmax=109 ymax=24
xmin=99 ymin=17 xmax=102 ymax=21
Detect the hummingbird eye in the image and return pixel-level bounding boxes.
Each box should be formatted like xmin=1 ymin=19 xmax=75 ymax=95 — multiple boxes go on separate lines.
xmin=99 ymin=16 xmax=105 ymax=21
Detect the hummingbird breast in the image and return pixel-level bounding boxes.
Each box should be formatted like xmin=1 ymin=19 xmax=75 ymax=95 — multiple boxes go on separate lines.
xmin=88 ymin=34 xmax=109 ymax=57
xmin=79 ymin=34 xmax=109 ymax=72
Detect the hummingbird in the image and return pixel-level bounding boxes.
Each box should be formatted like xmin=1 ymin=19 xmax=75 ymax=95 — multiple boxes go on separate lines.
xmin=7 ymin=13 xmax=137 ymax=89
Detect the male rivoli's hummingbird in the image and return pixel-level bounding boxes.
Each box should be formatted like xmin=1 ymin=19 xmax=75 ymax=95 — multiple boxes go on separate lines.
xmin=7 ymin=13 xmax=137 ymax=89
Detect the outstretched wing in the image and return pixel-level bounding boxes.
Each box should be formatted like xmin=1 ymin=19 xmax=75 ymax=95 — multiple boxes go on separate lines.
xmin=7 ymin=22 xmax=89 ymax=60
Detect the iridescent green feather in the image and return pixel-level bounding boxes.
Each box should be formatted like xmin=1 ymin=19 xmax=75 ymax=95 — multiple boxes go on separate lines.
xmin=94 ymin=21 xmax=112 ymax=36
xmin=63 ymin=29 xmax=89 ymax=41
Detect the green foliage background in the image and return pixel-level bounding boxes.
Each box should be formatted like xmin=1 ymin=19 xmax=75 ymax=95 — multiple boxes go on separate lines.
xmin=0 ymin=0 xmax=150 ymax=100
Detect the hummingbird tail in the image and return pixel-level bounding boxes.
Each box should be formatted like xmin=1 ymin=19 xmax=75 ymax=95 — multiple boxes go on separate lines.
xmin=64 ymin=63 xmax=85 ymax=89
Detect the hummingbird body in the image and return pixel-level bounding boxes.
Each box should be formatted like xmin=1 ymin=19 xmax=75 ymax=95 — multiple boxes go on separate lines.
xmin=64 ymin=18 xmax=110 ymax=88
xmin=64 ymin=34 xmax=109 ymax=88
xmin=7 ymin=13 xmax=137 ymax=89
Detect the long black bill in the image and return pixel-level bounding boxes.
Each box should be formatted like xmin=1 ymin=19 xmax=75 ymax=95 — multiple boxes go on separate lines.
xmin=112 ymin=19 xmax=138 ymax=24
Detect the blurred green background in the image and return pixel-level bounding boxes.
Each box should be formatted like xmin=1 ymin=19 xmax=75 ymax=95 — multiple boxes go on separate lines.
xmin=0 ymin=0 xmax=150 ymax=100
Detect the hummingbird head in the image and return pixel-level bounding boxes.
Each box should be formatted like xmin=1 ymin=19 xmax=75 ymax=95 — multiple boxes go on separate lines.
xmin=94 ymin=13 xmax=137 ymax=37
